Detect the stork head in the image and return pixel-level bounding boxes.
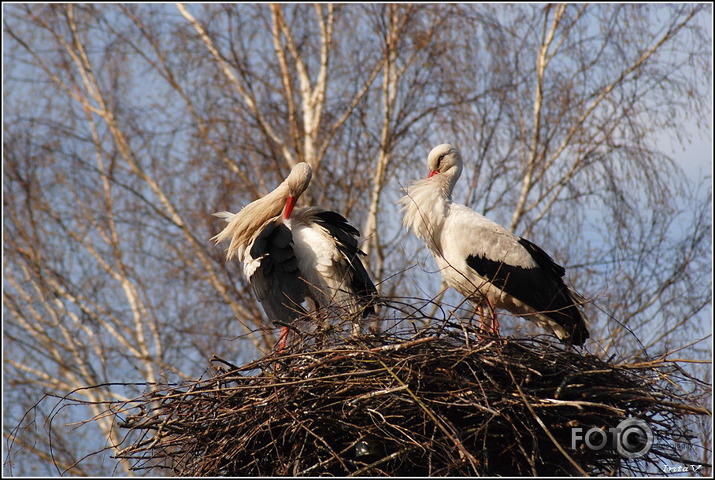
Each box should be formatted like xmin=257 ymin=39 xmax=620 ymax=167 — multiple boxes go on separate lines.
xmin=427 ymin=144 xmax=463 ymax=180
xmin=283 ymin=162 xmax=312 ymax=218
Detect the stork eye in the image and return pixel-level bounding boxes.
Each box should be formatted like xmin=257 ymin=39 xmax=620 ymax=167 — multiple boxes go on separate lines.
xmin=436 ymin=154 xmax=446 ymax=169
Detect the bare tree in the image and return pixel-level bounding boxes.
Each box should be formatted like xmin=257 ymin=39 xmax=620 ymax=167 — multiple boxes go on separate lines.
xmin=3 ymin=3 xmax=711 ymax=476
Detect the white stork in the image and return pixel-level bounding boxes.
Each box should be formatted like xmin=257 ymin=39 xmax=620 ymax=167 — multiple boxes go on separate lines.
xmin=213 ymin=162 xmax=377 ymax=351
xmin=398 ymin=144 xmax=589 ymax=345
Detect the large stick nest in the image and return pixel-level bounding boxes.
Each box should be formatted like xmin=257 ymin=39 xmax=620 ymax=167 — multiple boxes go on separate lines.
xmin=114 ymin=302 xmax=710 ymax=476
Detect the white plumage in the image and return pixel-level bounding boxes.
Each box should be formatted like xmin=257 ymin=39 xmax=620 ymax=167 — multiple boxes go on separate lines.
xmin=399 ymin=144 xmax=589 ymax=345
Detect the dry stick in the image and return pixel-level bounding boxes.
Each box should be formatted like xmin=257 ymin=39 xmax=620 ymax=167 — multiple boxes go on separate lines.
xmin=349 ymin=446 xmax=417 ymax=477
xmin=534 ymin=399 xmax=626 ymax=415
xmin=296 ymin=336 xmax=439 ymax=371
xmin=507 ymin=368 xmax=589 ymax=476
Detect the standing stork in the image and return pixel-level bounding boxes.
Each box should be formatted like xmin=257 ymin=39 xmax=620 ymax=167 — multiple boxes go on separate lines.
xmin=398 ymin=144 xmax=589 ymax=345
xmin=213 ymin=162 xmax=377 ymax=351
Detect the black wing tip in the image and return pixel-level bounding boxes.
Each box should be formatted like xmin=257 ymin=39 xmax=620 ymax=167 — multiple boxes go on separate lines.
xmin=554 ymin=306 xmax=590 ymax=346
xmin=359 ymin=292 xmax=379 ymax=317
xmin=314 ymin=210 xmax=361 ymax=237
xmin=563 ymin=322 xmax=590 ymax=346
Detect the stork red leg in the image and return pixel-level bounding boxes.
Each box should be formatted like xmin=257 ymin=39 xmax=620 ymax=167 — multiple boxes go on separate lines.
xmin=475 ymin=303 xmax=484 ymax=330
xmin=487 ymin=298 xmax=500 ymax=336
xmin=276 ymin=326 xmax=290 ymax=354
xmin=477 ymin=298 xmax=499 ymax=337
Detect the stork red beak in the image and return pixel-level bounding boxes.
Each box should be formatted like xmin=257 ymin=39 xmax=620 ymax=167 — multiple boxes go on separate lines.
xmin=428 ymin=170 xmax=439 ymax=178
xmin=283 ymin=195 xmax=297 ymax=219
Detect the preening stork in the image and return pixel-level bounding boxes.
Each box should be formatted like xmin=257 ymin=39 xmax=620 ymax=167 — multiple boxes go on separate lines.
xmin=213 ymin=162 xmax=377 ymax=351
xmin=399 ymin=144 xmax=589 ymax=345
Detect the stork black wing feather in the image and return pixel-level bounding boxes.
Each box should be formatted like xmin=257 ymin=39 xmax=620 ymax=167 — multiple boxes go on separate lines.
xmin=515 ymin=238 xmax=588 ymax=344
xmin=466 ymin=244 xmax=589 ymax=345
xmin=517 ymin=237 xmax=566 ymax=278
xmin=249 ymin=220 xmax=308 ymax=326
xmin=313 ymin=211 xmax=378 ymax=316
xmin=313 ymin=210 xmax=360 ymax=238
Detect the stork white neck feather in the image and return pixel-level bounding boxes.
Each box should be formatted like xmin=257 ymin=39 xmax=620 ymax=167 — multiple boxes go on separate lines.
xmin=399 ymin=144 xmax=463 ymax=251
xmin=213 ymin=162 xmax=312 ymax=261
